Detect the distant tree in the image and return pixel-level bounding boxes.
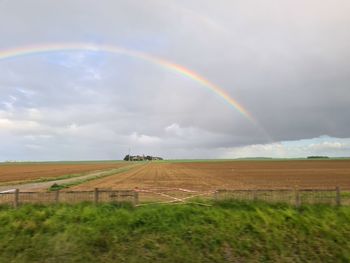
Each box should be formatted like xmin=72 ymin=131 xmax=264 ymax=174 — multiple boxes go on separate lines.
xmin=307 ymin=156 xmax=329 ymax=159
xmin=124 ymin=154 xmax=164 ymax=161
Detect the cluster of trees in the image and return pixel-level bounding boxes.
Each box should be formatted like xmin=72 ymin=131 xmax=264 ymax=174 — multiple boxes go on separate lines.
xmin=307 ymin=156 xmax=330 ymax=159
xmin=123 ymin=155 xmax=163 ymax=161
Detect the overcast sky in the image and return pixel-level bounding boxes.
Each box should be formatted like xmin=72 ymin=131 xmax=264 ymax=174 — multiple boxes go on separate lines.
xmin=0 ymin=0 xmax=349 ymax=161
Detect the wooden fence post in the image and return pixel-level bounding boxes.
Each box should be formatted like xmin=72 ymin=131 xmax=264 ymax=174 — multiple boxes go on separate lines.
xmin=14 ymin=189 xmax=19 ymax=208
xmin=217 ymin=189 xmax=225 ymax=200
xmin=55 ymin=190 xmax=60 ymax=204
xmin=336 ymin=186 xmax=341 ymax=206
xmin=253 ymin=190 xmax=257 ymax=201
xmin=295 ymin=188 xmax=301 ymax=208
xmin=133 ymin=190 xmax=139 ymax=206
xmin=94 ymin=188 xmax=99 ymax=204
xmin=214 ymin=190 xmax=218 ymax=200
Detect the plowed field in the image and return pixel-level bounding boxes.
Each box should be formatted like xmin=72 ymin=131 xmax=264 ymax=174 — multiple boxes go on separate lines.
xmin=71 ymin=160 xmax=350 ymax=191
xmin=0 ymin=162 xmax=129 ymax=183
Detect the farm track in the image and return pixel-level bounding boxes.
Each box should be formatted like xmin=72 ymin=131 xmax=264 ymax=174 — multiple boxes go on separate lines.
xmin=0 ymin=162 xmax=130 ymax=183
xmin=0 ymin=164 xmax=141 ymax=192
xmin=71 ymin=160 xmax=350 ymax=191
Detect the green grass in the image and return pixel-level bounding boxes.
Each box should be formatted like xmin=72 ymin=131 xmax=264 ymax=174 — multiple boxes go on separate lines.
xmin=0 ymin=170 xmax=104 ymax=187
xmin=0 ymin=160 xmax=126 ymax=165
xmin=0 ymin=163 xmax=140 ymax=188
xmin=47 ymin=163 xmax=143 ymax=191
xmin=0 ymin=161 xmax=134 ymax=187
xmin=0 ymin=201 xmax=349 ymax=262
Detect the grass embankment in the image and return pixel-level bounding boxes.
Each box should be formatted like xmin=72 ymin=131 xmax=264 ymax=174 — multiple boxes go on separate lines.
xmin=48 ymin=163 xmax=142 ymax=191
xmin=0 ymin=160 xmax=126 ymax=165
xmin=0 ymin=163 xmax=134 ymax=187
xmin=0 ymin=201 xmax=349 ymax=262
xmin=0 ymin=171 xmax=99 ymax=187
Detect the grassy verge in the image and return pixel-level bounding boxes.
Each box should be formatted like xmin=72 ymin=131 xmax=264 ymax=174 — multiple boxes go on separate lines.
xmin=0 ymin=201 xmax=349 ymax=262
xmin=0 ymin=167 xmax=131 ymax=187
xmin=0 ymin=171 xmax=101 ymax=187
xmin=0 ymin=160 xmax=126 ymax=165
xmin=47 ymin=164 xmax=142 ymax=191
xmin=0 ymin=163 xmax=139 ymax=188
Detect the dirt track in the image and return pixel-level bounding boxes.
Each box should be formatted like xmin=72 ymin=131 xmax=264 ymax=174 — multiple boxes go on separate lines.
xmin=0 ymin=168 xmax=129 ymax=193
xmin=71 ymin=160 xmax=350 ymax=191
xmin=0 ymin=162 xmax=129 ymax=183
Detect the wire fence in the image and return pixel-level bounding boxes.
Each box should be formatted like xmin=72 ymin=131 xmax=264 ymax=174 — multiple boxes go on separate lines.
xmin=0 ymin=189 xmax=136 ymax=207
xmin=0 ymin=187 xmax=349 ymax=207
xmin=214 ymin=188 xmax=349 ymax=206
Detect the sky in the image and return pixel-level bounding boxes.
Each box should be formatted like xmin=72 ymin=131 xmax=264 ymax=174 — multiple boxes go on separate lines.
xmin=0 ymin=0 xmax=349 ymax=161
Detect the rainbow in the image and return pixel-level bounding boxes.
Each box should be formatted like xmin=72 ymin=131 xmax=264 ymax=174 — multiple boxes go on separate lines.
xmin=0 ymin=43 xmax=256 ymax=123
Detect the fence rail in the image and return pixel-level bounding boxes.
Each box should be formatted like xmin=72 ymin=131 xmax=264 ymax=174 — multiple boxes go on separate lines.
xmin=0 ymin=187 xmax=349 ymax=207
xmin=214 ymin=187 xmax=349 ymax=206
xmin=0 ymin=188 xmax=136 ymax=207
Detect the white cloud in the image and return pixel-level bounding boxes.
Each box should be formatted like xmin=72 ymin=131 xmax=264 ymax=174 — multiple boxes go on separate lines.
xmin=222 ymin=136 xmax=350 ymax=158
xmin=165 ymin=123 xmax=184 ymax=137
xmin=25 ymin=144 xmax=43 ymax=150
xmin=26 ymin=108 xmax=42 ymax=120
xmin=129 ymin=132 xmax=162 ymax=145
xmin=17 ymin=88 xmax=35 ymax=97
xmin=0 ymin=118 xmax=41 ymax=132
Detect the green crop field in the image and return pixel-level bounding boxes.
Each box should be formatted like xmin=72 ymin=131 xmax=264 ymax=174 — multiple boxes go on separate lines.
xmin=0 ymin=201 xmax=349 ymax=262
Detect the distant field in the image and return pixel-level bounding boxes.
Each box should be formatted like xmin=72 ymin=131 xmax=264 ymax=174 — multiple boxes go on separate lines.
xmin=2 ymin=159 xmax=350 ymax=191
xmin=71 ymin=159 xmax=350 ymax=191
xmin=0 ymin=161 xmax=128 ymax=184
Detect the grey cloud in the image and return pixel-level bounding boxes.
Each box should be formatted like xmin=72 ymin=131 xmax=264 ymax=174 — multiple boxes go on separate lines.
xmin=0 ymin=0 xmax=349 ymax=160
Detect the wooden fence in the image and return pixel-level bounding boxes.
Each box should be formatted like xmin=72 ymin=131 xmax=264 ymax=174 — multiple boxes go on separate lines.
xmin=0 ymin=188 xmax=137 ymax=208
xmin=0 ymin=187 xmax=349 ymax=208
xmin=214 ymin=187 xmax=348 ymax=207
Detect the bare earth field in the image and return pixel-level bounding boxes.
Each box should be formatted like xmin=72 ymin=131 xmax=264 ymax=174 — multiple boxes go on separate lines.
xmin=0 ymin=162 xmax=129 ymax=183
xmin=71 ymin=160 xmax=350 ymax=191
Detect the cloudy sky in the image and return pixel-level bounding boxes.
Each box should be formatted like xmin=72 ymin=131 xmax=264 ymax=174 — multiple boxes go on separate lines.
xmin=0 ymin=0 xmax=349 ymax=161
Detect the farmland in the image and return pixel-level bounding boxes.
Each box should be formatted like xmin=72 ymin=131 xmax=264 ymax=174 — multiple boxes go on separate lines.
xmin=1 ymin=159 xmax=350 ymax=262
xmin=70 ymin=159 xmax=350 ymax=191
xmin=1 ymin=159 xmax=350 ymax=192
xmin=0 ymin=161 xmax=129 ymax=184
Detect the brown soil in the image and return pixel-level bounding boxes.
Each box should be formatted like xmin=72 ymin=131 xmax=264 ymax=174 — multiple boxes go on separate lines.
xmin=0 ymin=162 xmax=129 ymax=183
xmin=71 ymin=160 xmax=350 ymax=191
